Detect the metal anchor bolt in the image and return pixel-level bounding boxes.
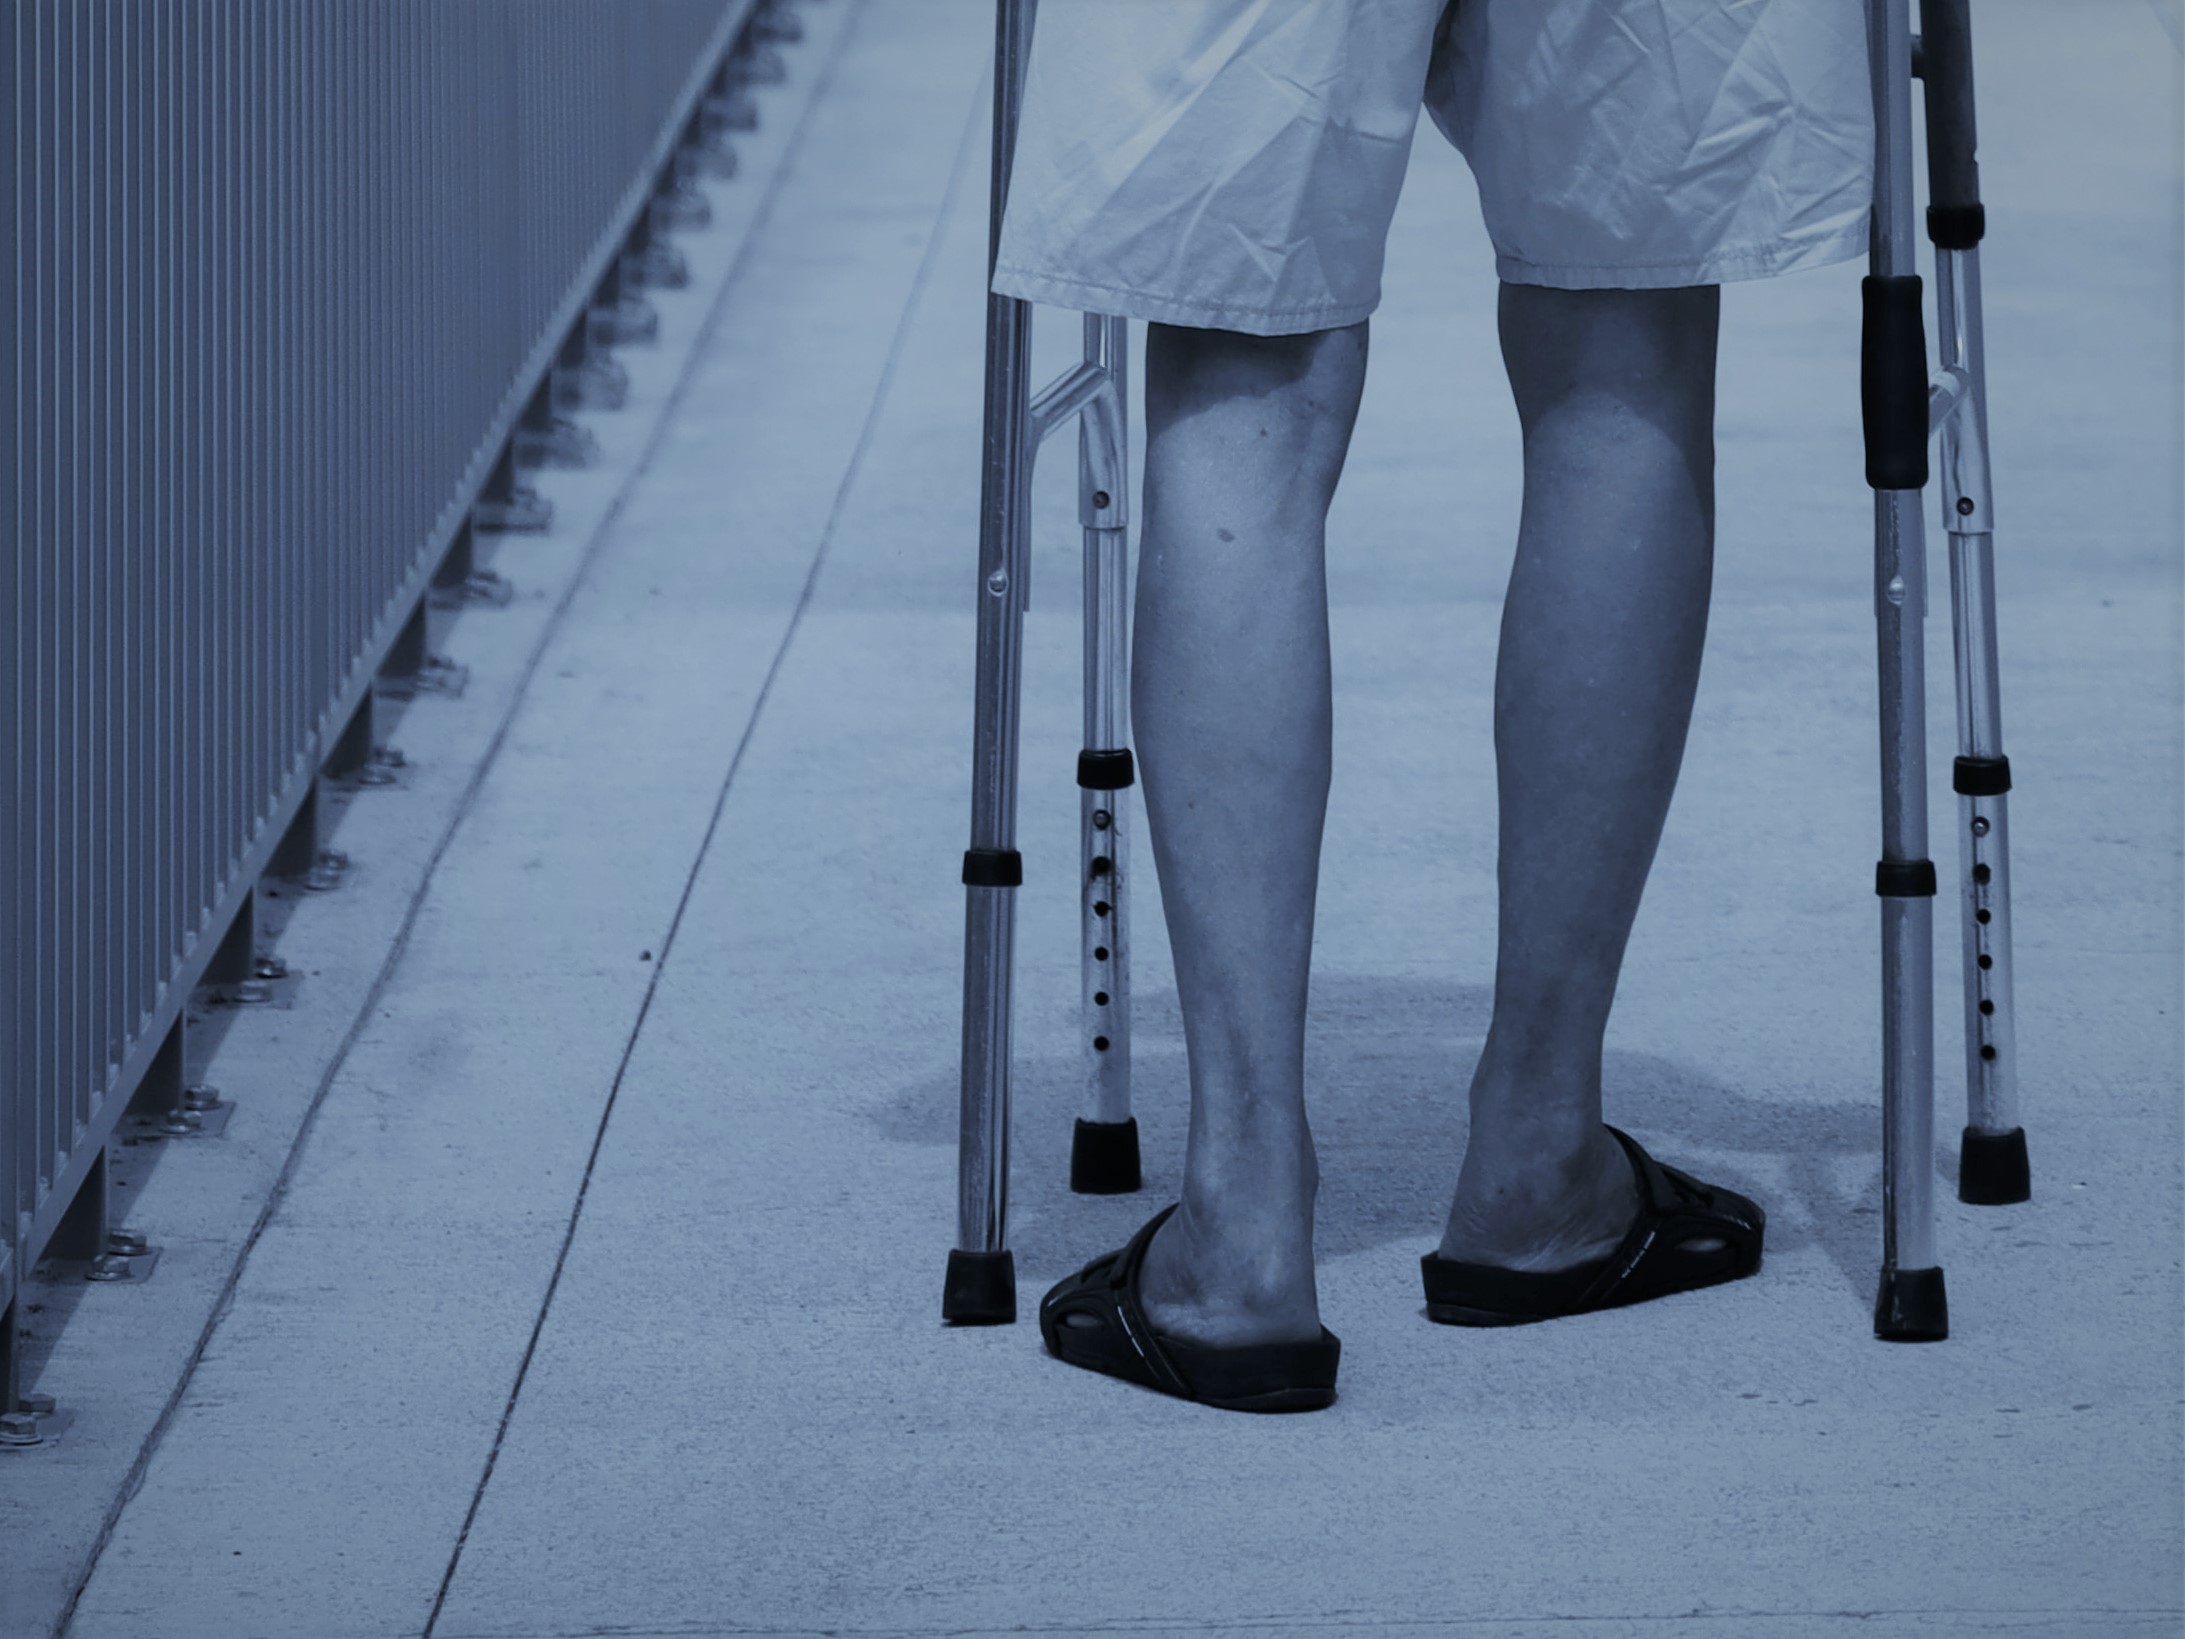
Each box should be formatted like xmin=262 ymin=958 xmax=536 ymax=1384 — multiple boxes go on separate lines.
xmin=307 ymin=849 xmax=352 ymax=892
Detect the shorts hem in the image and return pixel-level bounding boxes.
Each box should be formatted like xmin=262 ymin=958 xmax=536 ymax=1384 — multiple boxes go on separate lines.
xmin=990 ymin=262 xmax=1378 ymax=337
xmin=1493 ymin=219 xmax=1872 ymax=291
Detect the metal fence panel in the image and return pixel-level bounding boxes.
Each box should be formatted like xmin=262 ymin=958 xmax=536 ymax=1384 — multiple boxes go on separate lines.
xmin=3 ymin=0 xmax=763 ymax=1403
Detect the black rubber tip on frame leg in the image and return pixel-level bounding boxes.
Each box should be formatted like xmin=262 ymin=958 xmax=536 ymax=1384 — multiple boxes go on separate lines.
xmin=1874 ymin=1265 xmax=1949 ymax=1342
xmin=1958 ymin=1125 xmax=2031 ymax=1205
xmin=1070 ymin=1116 xmax=1142 ymax=1194
xmin=942 ymin=1248 xmax=1016 ymax=1325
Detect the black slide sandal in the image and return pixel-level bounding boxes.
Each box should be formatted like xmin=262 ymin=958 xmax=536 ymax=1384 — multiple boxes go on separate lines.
xmin=1040 ymin=1203 xmax=1342 ymax=1413
xmin=1420 ymin=1125 xmax=1766 ymax=1327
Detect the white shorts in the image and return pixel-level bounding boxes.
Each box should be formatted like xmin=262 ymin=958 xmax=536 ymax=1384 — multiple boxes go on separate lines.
xmin=992 ymin=0 xmax=1876 ymax=335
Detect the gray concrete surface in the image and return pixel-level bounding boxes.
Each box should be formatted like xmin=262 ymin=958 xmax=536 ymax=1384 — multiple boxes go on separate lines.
xmin=9 ymin=1 xmax=2182 ymax=1635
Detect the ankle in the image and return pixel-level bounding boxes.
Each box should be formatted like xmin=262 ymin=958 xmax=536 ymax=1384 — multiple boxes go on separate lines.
xmin=1181 ymin=1119 xmax=1319 ymax=1203
xmin=1456 ymin=1117 xmax=1615 ymax=1199
xmin=1176 ymin=1175 xmax=1317 ymax=1235
xmin=1142 ymin=1193 xmax=1317 ymax=1318
xmin=1474 ymin=1013 xmax=1605 ymax=1090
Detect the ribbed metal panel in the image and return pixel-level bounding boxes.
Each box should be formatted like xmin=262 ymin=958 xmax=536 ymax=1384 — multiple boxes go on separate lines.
xmin=2 ymin=0 xmax=764 ymax=1391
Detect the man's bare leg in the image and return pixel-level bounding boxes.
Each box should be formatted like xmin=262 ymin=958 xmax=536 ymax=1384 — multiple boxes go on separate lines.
xmin=1439 ymin=282 xmax=1724 ymax=1270
xmin=1121 ymin=284 xmax=1722 ymax=1350
xmin=1123 ymin=319 xmax=1367 ymax=1350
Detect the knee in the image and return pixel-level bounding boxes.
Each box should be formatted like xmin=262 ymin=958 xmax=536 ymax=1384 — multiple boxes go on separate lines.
xmin=1498 ymin=284 xmax=1719 ymax=439
xmin=1144 ymin=319 xmax=1369 ymax=500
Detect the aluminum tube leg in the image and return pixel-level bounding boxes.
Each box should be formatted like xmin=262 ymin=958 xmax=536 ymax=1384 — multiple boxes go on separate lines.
xmin=1069 ymin=312 xmax=1142 ymax=1192
xmin=1919 ymin=0 xmax=2032 ymax=1205
xmin=1936 ymin=245 xmax=2028 ymax=1203
xmin=1873 ymin=490 xmax=1948 ymax=1339
xmin=945 ymin=0 xmax=1036 ymax=1325
xmin=1865 ymin=0 xmax=1947 ymax=1341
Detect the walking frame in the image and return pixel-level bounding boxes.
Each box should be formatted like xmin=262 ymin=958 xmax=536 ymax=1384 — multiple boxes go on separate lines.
xmin=945 ymin=0 xmax=2027 ymax=1343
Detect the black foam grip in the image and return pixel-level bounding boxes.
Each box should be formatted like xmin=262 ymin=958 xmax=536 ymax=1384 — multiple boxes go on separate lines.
xmin=1862 ymin=276 xmax=1930 ymax=491
xmin=1918 ymin=0 xmax=1982 ymax=223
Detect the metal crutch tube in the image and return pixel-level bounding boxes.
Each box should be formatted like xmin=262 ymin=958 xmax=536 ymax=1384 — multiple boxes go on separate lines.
xmin=945 ymin=0 xmax=1037 ymax=1325
xmin=1069 ymin=312 xmax=1143 ymax=1193
xmin=1864 ymin=0 xmax=1948 ymax=1341
xmin=1916 ymin=0 xmax=2031 ymax=1205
